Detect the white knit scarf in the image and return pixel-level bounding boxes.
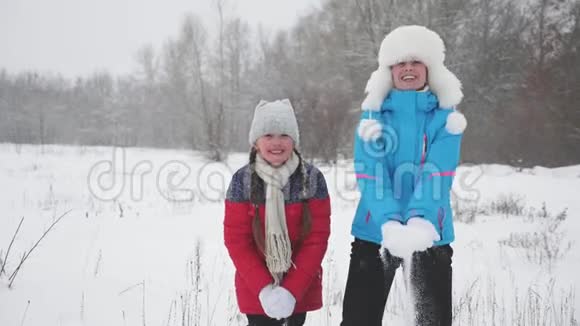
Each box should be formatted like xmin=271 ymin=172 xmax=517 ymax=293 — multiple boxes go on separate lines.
xmin=254 ymin=152 xmax=300 ymax=284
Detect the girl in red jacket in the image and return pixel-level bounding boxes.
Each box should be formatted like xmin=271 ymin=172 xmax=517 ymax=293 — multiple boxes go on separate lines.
xmin=224 ymin=99 xmax=331 ymax=326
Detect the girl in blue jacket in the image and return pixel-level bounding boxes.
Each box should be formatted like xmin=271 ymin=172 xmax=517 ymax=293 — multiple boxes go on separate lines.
xmin=341 ymin=25 xmax=467 ymax=326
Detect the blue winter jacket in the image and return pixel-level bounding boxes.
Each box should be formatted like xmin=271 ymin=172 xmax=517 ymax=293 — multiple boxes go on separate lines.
xmin=352 ymin=89 xmax=463 ymax=246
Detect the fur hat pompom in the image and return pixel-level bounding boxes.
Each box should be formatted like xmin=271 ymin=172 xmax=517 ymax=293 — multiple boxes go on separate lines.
xmin=357 ymin=118 xmax=383 ymax=142
xmin=445 ymin=111 xmax=467 ymax=135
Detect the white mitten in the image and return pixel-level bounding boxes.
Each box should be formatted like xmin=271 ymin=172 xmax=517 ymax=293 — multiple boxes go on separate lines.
xmin=406 ymin=217 xmax=440 ymax=252
xmin=258 ymin=285 xmax=296 ymax=319
xmin=258 ymin=284 xmax=276 ymax=318
xmin=382 ymin=220 xmax=414 ymax=258
xmin=268 ymin=286 xmax=296 ymax=319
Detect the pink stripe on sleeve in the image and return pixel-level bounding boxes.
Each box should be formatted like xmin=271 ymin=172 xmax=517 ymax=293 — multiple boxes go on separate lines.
xmin=356 ymin=173 xmax=377 ymax=180
xmin=429 ymin=171 xmax=456 ymax=179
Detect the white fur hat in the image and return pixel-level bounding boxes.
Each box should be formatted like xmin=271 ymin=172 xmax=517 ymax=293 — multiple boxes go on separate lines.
xmin=359 ymin=25 xmax=465 ymax=141
xmin=248 ymin=99 xmax=300 ymax=146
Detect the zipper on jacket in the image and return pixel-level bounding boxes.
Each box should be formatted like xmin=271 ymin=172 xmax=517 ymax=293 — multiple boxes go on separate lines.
xmin=421 ymin=133 xmax=427 ymax=165
xmin=437 ymin=207 xmax=445 ymax=237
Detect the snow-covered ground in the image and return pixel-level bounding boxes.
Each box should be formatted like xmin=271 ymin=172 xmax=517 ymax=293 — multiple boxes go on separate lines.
xmin=0 ymin=144 xmax=578 ymax=326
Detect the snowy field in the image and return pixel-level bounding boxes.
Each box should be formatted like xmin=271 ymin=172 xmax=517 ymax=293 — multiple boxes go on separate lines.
xmin=0 ymin=144 xmax=578 ymax=326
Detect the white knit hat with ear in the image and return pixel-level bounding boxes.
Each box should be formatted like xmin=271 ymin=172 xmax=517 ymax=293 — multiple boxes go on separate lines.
xmin=249 ymin=99 xmax=300 ymax=146
xmin=359 ymin=25 xmax=466 ymax=141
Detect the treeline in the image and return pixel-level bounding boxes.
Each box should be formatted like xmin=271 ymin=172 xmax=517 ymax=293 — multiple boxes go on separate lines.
xmin=0 ymin=0 xmax=579 ymax=166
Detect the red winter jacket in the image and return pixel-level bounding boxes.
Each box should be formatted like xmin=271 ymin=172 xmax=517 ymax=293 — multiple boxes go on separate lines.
xmin=224 ymin=162 xmax=331 ymax=314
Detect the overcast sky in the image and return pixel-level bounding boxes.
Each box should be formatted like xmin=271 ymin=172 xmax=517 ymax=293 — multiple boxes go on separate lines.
xmin=0 ymin=0 xmax=320 ymax=78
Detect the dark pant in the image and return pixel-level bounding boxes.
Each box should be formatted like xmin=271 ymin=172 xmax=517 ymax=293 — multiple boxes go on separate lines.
xmin=341 ymin=238 xmax=453 ymax=326
xmin=246 ymin=313 xmax=306 ymax=326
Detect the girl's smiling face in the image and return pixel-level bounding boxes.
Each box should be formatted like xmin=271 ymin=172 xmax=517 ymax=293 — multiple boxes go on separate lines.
xmin=391 ymin=60 xmax=428 ymax=90
xmin=254 ymin=134 xmax=294 ymax=166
